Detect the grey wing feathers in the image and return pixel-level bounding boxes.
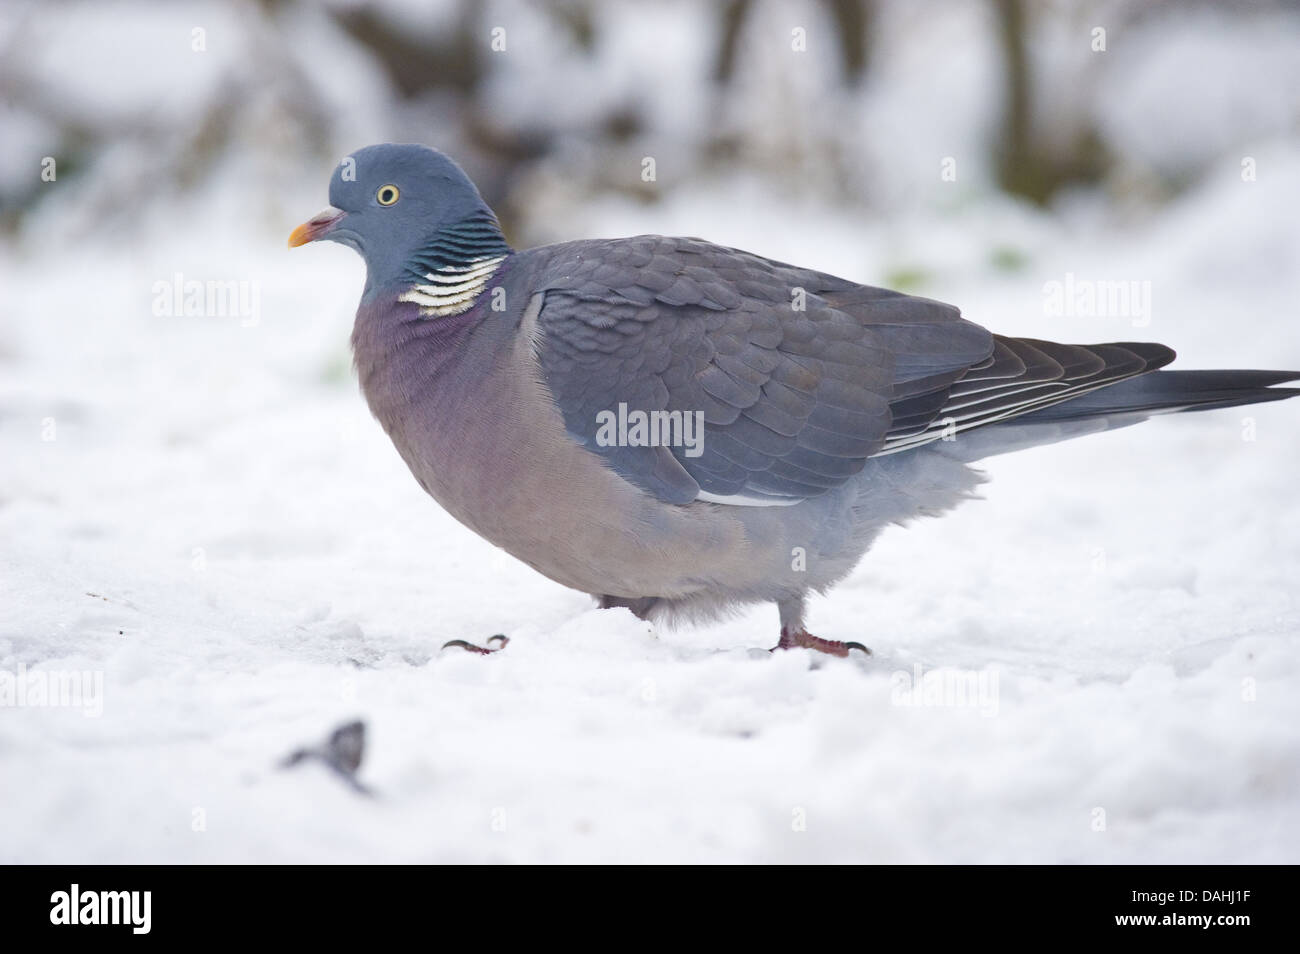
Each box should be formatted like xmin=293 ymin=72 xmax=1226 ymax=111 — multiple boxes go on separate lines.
xmin=529 ymin=234 xmax=1175 ymax=505
xmin=531 ymin=235 xmax=990 ymax=505
xmin=877 ymin=338 xmax=1175 ymax=454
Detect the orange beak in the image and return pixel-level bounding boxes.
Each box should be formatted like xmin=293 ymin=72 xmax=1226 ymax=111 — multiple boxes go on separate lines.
xmin=288 ymin=209 xmax=345 ymax=248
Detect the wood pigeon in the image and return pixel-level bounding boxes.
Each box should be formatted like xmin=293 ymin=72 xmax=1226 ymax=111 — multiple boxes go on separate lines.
xmin=290 ymin=144 xmax=1299 ymax=657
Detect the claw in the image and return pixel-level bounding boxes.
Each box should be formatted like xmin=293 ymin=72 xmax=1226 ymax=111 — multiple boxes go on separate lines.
xmin=441 ymin=634 xmax=509 ymax=655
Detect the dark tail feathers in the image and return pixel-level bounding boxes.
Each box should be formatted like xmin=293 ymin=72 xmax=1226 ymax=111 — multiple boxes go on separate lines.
xmin=1016 ymin=369 xmax=1300 ymax=423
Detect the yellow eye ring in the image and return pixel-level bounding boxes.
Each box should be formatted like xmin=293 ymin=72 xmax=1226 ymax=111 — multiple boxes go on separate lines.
xmin=376 ymin=184 xmax=400 ymax=206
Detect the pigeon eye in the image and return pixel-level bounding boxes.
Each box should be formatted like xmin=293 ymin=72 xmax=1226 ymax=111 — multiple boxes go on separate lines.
xmin=376 ymin=184 xmax=400 ymax=206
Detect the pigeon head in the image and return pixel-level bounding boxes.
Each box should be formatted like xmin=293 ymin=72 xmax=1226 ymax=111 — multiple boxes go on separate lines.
xmin=289 ymin=144 xmax=509 ymax=297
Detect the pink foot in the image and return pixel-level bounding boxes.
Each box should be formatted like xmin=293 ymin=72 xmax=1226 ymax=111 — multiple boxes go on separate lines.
xmin=773 ymin=627 xmax=870 ymax=658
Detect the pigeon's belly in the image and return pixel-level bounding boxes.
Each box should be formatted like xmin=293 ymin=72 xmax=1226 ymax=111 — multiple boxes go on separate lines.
xmin=423 ymin=425 xmax=984 ymax=608
xmin=369 ymin=330 xmax=750 ymax=598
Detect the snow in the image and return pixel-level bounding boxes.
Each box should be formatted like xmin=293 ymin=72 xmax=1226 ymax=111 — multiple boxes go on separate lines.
xmin=2 ymin=0 xmax=1299 ymax=865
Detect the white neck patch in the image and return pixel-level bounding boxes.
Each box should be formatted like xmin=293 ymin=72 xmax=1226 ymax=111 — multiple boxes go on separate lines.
xmin=399 ymin=256 xmax=507 ymax=317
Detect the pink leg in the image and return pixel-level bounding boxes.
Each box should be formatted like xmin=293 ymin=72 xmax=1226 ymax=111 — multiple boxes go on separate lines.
xmin=773 ymin=627 xmax=870 ymax=658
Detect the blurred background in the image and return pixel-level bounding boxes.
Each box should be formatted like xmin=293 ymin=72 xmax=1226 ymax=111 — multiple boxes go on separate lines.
xmin=4 ymin=0 xmax=1299 ymax=251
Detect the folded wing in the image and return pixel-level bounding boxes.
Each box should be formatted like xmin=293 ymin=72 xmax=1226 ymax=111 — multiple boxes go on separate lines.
xmin=531 ymin=235 xmax=1171 ymax=505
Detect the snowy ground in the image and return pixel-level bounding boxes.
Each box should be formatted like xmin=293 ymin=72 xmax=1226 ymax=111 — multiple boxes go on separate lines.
xmin=3 ymin=144 xmax=1299 ymax=863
